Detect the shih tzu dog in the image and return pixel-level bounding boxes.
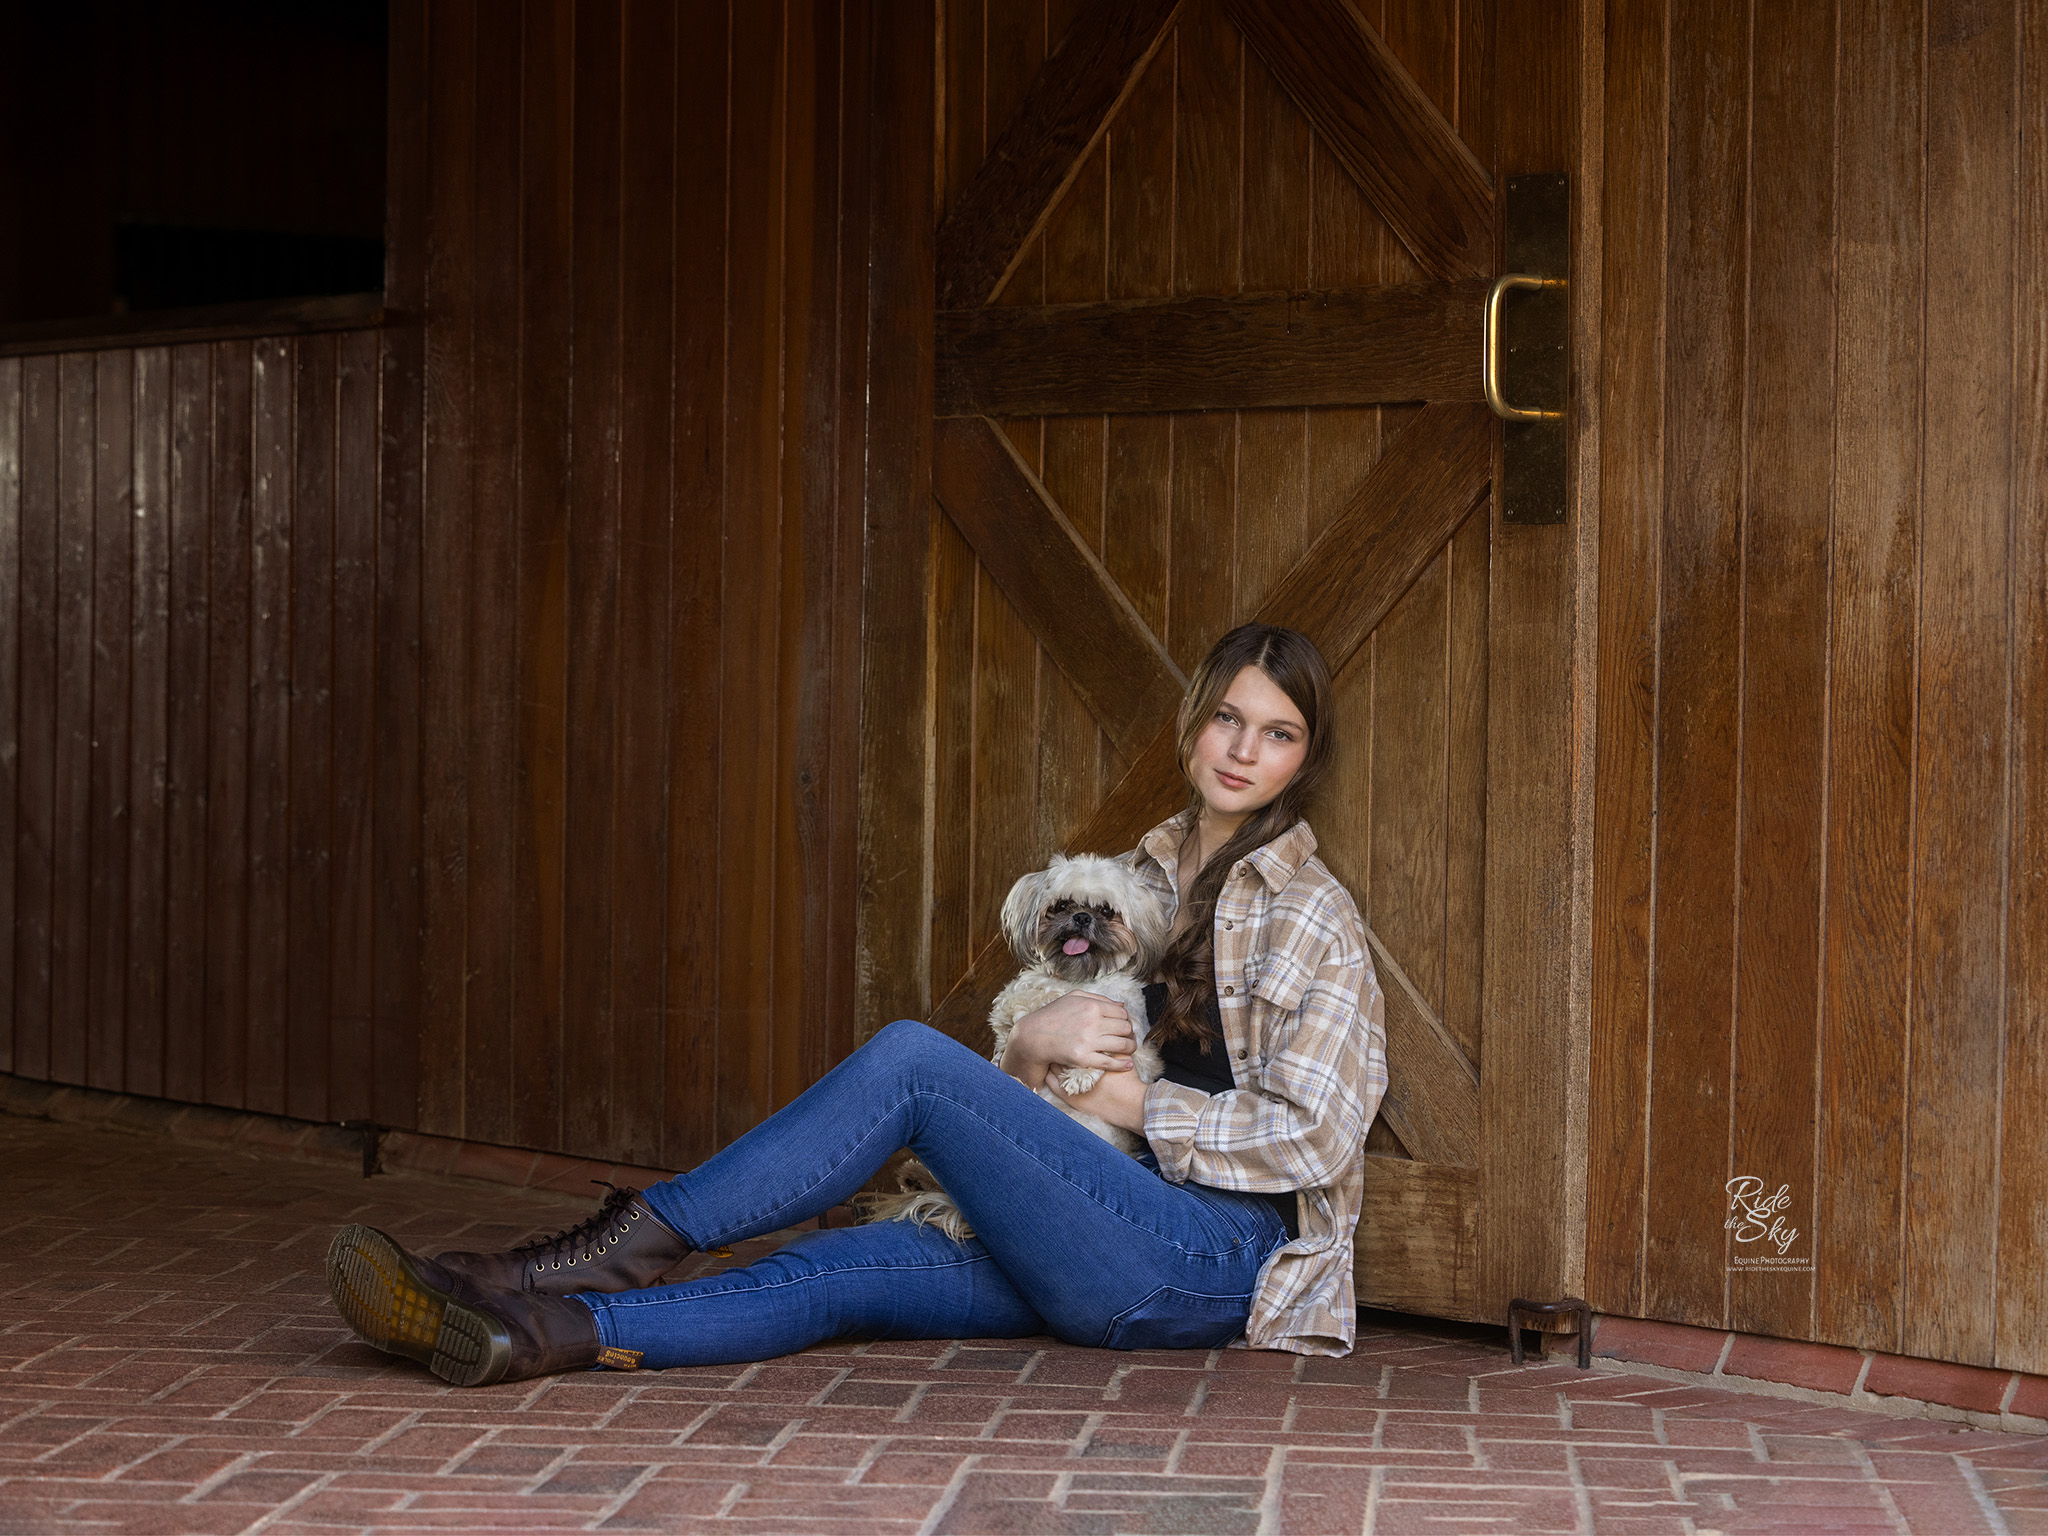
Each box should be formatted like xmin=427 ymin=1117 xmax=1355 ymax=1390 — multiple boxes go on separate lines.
xmin=863 ymin=853 xmax=1171 ymax=1243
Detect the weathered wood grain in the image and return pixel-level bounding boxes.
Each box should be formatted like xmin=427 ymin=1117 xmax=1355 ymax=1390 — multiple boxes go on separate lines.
xmin=1997 ymin=0 xmax=2048 ymax=1378
xmin=934 ymin=418 xmax=1184 ymax=762
xmin=1904 ymin=0 xmax=2014 ymax=1370
xmin=936 ymin=0 xmax=1182 ymax=306
xmin=125 ymin=349 xmax=169 ymax=1099
xmin=86 ymin=350 xmax=132 ymax=1093
xmin=937 ymin=281 xmax=1487 ymax=417
xmin=1639 ymin=0 xmax=1748 ymax=1330
xmin=0 ymin=359 xmax=19 ymax=1075
xmin=1356 ymin=1157 xmax=1479 ymax=1319
xmin=1583 ymin=0 xmax=1667 ymax=1322
xmin=1366 ymin=927 xmax=1480 ymax=1167
xmin=1729 ymin=0 xmax=1835 ymax=1342
xmin=1221 ymin=0 xmax=1493 ymax=279
xmin=14 ymin=356 xmax=56 ymax=1084
xmin=162 ymin=346 xmax=210 ymax=1108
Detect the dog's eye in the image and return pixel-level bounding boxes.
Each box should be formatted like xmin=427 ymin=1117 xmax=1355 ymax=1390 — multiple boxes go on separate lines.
xmin=1049 ymin=899 xmax=1071 ymax=914
xmin=1096 ymin=903 xmax=1112 ymax=916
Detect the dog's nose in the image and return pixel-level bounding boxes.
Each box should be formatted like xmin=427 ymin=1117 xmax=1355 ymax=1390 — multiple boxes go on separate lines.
xmin=1071 ymin=909 xmax=1093 ymax=930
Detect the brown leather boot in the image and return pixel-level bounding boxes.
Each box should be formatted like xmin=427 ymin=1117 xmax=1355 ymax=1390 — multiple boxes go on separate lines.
xmin=327 ymin=1224 xmax=645 ymax=1386
xmin=430 ymin=1183 xmax=692 ymax=1295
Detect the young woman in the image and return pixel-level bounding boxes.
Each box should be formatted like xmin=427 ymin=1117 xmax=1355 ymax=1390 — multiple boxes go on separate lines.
xmin=327 ymin=624 xmax=1386 ymax=1384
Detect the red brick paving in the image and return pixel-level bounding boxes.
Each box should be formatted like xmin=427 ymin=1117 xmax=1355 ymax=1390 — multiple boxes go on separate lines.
xmin=4 ymin=1110 xmax=2047 ymax=1533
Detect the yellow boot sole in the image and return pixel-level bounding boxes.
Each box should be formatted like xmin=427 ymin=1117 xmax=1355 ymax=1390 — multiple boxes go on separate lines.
xmin=326 ymin=1224 xmax=512 ymax=1387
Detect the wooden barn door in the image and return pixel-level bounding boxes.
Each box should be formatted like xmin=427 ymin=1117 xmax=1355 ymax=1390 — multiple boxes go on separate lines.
xmin=895 ymin=0 xmax=1578 ymax=1326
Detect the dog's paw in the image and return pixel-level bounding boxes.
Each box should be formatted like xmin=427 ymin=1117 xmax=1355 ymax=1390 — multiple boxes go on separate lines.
xmin=1055 ymin=1064 xmax=1105 ymax=1097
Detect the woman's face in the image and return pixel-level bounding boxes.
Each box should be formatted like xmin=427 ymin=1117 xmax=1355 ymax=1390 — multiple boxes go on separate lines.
xmin=1187 ymin=665 xmax=1310 ymax=826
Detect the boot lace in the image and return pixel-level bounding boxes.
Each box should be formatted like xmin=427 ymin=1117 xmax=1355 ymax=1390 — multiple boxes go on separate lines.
xmin=513 ymin=1181 xmax=643 ymax=1263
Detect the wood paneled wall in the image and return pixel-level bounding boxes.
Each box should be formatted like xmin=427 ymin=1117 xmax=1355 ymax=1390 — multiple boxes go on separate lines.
xmin=1587 ymin=0 xmax=2048 ymax=1374
xmin=0 ymin=331 xmax=422 ymax=1126
xmin=409 ymin=0 xmax=887 ymax=1170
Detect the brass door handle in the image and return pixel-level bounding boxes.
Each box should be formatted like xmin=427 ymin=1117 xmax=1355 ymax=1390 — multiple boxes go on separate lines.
xmin=1483 ymin=273 xmax=1568 ymax=422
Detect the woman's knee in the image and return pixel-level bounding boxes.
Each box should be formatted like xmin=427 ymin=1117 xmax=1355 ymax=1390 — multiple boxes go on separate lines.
xmin=863 ymin=1018 xmax=975 ymax=1075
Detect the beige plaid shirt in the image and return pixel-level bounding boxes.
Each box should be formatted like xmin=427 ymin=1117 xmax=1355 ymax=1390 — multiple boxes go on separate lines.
xmin=1130 ymin=809 xmax=1387 ymax=1356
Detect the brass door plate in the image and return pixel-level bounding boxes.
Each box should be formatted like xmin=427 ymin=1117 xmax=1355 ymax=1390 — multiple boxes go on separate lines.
xmin=1501 ymin=173 xmax=1569 ymax=527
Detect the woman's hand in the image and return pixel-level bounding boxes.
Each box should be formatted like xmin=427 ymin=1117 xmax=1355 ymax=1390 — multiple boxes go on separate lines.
xmin=999 ymin=991 xmax=1136 ymax=1089
xmin=1042 ymin=1065 xmax=1150 ymax=1133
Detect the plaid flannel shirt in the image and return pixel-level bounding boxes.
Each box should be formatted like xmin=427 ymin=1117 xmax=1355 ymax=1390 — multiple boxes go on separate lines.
xmin=1130 ymin=809 xmax=1386 ymax=1356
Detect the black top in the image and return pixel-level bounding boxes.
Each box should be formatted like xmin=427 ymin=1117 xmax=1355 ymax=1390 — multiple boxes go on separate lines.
xmin=1142 ymin=982 xmax=1299 ymax=1240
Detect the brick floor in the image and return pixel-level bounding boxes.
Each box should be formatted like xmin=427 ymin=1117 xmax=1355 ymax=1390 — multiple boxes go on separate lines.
xmin=3 ymin=1112 xmax=2045 ymax=1535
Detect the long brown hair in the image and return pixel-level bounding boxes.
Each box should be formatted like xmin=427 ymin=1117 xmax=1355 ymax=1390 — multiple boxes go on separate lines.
xmin=1150 ymin=624 xmax=1335 ymax=1047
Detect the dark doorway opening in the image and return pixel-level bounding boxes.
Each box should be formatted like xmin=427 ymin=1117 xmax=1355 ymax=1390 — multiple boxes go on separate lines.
xmin=0 ymin=0 xmax=388 ymax=329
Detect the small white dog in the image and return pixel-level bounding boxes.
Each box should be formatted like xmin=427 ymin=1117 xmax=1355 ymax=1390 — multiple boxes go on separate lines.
xmin=864 ymin=853 xmax=1171 ymax=1243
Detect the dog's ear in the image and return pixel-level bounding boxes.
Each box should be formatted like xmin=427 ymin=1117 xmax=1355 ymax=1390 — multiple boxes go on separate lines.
xmin=1115 ymin=865 xmax=1172 ymax=973
xmin=1000 ymin=865 xmax=1051 ymax=964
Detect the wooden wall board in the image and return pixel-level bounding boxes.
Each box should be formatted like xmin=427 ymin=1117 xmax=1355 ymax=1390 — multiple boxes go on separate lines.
xmin=203 ymin=342 xmax=252 ymax=1109
xmin=332 ymin=329 xmax=380 ymax=1124
xmin=1476 ymin=0 xmax=1580 ymax=1323
xmin=0 ymin=358 xmax=18 ymax=1077
xmin=286 ymin=335 xmax=336 ymax=1125
xmin=415 ymin=0 xmax=477 ymax=1142
xmin=1998 ymin=0 xmax=2048 ymax=1376
xmin=52 ymin=353 xmax=94 ymax=1090
xmin=1904 ymin=1 xmax=2015 ymax=1370
xmin=13 ymin=356 xmax=55 ymax=1084
xmin=1583 ymin=0 xmax=1666 ymax=1322
xmin=562 ymin=0 xmax=625 ymax=1156
xmin=126 ymin=349 xmax=170 ymax=1099
xmin=244 ymin=338 xmax=293 ymax=1118
xmin=1727 ymin=0 xmax=1835 ymax=1342
xmin=662 ymin=0 xmax=730 ymax=1171
xmin=87 ymin=350 xmax=133 ymax=1094
xmin=162 ymin=345 xmax=210 ymax=1108
xmin=1638 ymin=0 xmax=1747 ymax=1328
xmin=609 ymin=0 xmax=679 ymax=1168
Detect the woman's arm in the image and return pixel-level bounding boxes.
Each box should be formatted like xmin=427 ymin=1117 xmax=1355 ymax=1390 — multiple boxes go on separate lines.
xmin=1143 ymin=894 xmax=1387 ymax=1194
xmin=999 ymin=990 xmax=1137 ymax=1092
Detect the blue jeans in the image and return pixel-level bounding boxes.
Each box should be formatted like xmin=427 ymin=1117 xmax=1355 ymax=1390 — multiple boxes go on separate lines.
xmin=578 ymin=1020 xmax=1291 ymax=1368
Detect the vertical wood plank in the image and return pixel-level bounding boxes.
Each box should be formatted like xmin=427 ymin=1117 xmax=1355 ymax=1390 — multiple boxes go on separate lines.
xmin=245 ymin=337 xmax=293 ymax=1117
xmin=564 ymin=0 xmax=624 ymax=1154
xmin=1235 ymin=48 xmax=1311 ymax=617
xmin=1476 ymin=0 xmax=1578 ymax=1321
xmin=87 ymin=350 xmax=133 ymax=1092
xmin=1729 ymin=0 xmax=1835 ymax=1340
xmin=419 ymin=0 xmax=480 ymax=1139
xmin=665 ymin=0 xmax=730 ymax=1168
xmin=52 ymin=353 xmax=95 ymax=1088
xmin=1998 ymin=0 xmax=2048 ymax=1378
xmin=716 ymin=0 xmax=787 ymax=1143
xmin=0 ymin=359 xmax=19 ymax=1075
xmin=853 ymin=0 xmax=936 ymax=1042
xmin=611 ymin=0 xmax=678 ymax=1167
xmin=127 ymin=348 xmax=171 ymax=1099
xmin=332 ymin=330 xmax=380 ymax=1123
xmin=1039 ymin=144 xmax=1113 ymax=852
xmin=1905 ymin=0 xmax=2014 ymax=1368
xmin=1104 ymin=39 xmax=1175 ymax=645
xmin=14 ymin=356 xmax=56 ymax=1083
xmin=1168 ymin=0 xmax=1239 ymax=673
xmin=286 ymin=336 xmax=335 ymax=1123
xmin=376 ymin=0 xmax=429 ymax=1134
xmin=825 ymin=1 xmax=877 ymax=1074
xmin=163 ymin=346 xmax=210 ymax=1107
xmin=1639 ymin=0 xmax=1748 ymax=1329
xmin=1583 ymin=0 xmax=1666 ymax=1317
xmin=204 ymin=342 xmax=252 ymax=1108
xmin=1368 ymin=555 xmax=1449 ymax=1010
xmin=512 ymin=0 xmax=575 ymax=1154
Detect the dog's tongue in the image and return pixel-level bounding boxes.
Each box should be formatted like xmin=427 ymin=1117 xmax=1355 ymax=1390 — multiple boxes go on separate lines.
xmin=1062 ymin=937 xmax=1092 ymax=956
